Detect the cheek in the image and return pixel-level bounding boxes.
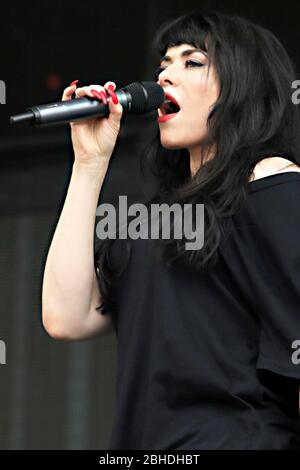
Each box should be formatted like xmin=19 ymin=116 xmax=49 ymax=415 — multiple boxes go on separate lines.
xmin=158 ymin=76 xmax=219 ymax=149
xmin=192 ymin=78 xmax=218 ymax=120
xmin=186 ymin=96 xmax=209 ymax=127
xmin=158 ymin=100 xmax=209 ymax=149
xmin=183 ymin=77 xmax=217 ymax=132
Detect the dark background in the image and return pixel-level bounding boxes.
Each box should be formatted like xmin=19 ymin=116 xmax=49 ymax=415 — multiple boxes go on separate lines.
xmin=0 ymin=0 xmax=299 ymax=449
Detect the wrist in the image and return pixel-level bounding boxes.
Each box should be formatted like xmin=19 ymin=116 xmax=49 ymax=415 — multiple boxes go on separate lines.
xmin=72 ymin=158 xmax=110 ymax=175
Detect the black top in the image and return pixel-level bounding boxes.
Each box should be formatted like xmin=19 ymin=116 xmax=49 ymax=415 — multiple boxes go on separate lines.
xmin=97 ymin=171 xmax=300 ymax=450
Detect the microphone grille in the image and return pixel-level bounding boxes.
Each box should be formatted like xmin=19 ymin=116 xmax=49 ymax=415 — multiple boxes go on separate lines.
xmin=124 ymin=81 xmax=165 ymax=114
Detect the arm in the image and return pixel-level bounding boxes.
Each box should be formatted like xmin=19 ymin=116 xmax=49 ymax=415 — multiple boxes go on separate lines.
xmin=42 ymin=160 xmax=114 ymax=340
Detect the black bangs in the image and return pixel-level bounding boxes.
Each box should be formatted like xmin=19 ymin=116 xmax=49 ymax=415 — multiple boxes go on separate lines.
xmin=152 ymin=10 xmax=212 ymax=61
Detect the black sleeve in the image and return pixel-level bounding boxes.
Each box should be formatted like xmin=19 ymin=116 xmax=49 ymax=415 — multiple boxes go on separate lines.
xmin=250 ymin=180 xmax=300 ymax=381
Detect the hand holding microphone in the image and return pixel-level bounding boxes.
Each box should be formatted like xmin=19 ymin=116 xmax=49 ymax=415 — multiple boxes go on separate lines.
xmin=63 ymin=80 xmax=124 ymax=165
xmin=10 ymin=80 xmax=165 ymax=165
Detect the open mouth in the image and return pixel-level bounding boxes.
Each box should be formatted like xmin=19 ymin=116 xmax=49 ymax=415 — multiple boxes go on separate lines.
xmin=159 ymin=93 xmax=181 ymax=117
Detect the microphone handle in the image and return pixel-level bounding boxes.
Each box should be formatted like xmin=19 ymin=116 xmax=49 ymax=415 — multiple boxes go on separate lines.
xmin=12 ymin=88 xmax=130 ymax=127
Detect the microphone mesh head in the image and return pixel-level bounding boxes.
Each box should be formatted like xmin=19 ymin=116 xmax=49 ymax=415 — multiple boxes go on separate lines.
xmin=124 ymin=81 xmax=165 ymax=113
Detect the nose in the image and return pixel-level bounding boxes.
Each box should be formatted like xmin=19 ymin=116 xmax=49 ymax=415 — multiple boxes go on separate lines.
xmin=157 ymin=65 xmax=177 ymax=87
xmin=158 ymin=74 xmax=172 ymax=87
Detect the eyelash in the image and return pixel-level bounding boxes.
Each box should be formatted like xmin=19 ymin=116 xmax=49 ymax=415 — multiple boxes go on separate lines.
xmin=154 ymin=60 xmax=204 ymax=79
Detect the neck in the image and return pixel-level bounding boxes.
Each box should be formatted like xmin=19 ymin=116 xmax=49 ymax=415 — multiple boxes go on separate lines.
xmin=189 ymin=144 xmax=216 ymax=177
xmin=189 ymin=146 xmax=201 ymax=177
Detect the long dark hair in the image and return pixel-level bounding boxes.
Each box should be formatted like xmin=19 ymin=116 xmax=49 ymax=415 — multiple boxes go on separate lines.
xmin=95 ymin=9 xmax=300 ymax=315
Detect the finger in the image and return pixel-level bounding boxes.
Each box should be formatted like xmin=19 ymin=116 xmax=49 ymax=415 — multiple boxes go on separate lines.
xmin=62 ymin=84 xmax=77 ymax=101
xmin=90 ymin=89 xmax=107 ymax=104
xmin=106 ymin=87 xmax=118 ymax=105
xmin=75 ymin=85 xmax=106 ymax=99
xmin=103 ymin=82 xmax=122 ymax=116
xmin=104 ymin=81 xmax=116 ymax=92
xmin=107 ymin=89 xmax=123 ymax=121
xmin=62 ymin=80 xmax=79 ymax=101
xmin=104 ymin=82 xmax=118 ymax=106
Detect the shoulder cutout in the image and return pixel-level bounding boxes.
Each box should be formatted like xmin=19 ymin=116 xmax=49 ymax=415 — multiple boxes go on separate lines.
xmin=249 ymin=157 xmax=300 ymax=182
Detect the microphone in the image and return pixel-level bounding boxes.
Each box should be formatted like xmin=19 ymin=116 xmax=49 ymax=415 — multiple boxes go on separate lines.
xmin=9 ymin=81 xmax=165 ymax=127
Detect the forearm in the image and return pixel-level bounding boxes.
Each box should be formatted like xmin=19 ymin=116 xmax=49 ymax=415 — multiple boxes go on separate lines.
xmin=42 ymin=159 xmax=110 ymax=333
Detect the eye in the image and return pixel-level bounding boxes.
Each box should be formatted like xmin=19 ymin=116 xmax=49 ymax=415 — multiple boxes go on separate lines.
xmin=184 ymin=60 xmax=204 ymax=69
xmin=154 ymin=60 xmax=204 ymax=80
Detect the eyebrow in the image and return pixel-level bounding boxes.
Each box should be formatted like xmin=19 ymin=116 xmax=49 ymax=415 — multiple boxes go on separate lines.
xmin=160 ymin=48 xmax=208 ymax=64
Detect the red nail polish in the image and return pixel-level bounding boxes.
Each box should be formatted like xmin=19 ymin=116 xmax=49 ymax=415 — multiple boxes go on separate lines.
xmin=91 ymin=89 xmax=103 ymax=100
xmin=106 ymin=88 xmax=119 ymax=105
xmin=107 ymin=84 xmax=115 ymax=91
xmin=69 ymin=80 xmax=79 ymax=87
xmin=99 ymin=91 xmax=108 ymax=105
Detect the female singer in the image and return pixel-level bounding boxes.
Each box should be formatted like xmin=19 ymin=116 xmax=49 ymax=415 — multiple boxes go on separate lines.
xmin=42 ymin=9 xmax=300 ymax=449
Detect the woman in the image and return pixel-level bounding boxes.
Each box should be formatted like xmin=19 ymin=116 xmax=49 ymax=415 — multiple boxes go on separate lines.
xmin=42 ymin=9 xmax=300 ymax=449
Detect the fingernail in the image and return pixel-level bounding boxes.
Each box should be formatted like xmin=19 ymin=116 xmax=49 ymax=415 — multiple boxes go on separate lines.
xmin=91 ymin=89 xmax=103 ymax=100
xmin=107 ymin=84 xmax=115 ymax=91
xmin=69 ymin=80 xmax=79 ymax=87
xmin=99 ymin=91 xmax=108 ymax=105
xmin=106 ymin=88 xmax=119 ymax=105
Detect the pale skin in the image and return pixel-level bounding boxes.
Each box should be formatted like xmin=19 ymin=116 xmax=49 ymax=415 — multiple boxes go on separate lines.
xmin=157 ymin=43 xmax=300 ymax=412
xmin=42 ymin=80 xmax=124 ymax=341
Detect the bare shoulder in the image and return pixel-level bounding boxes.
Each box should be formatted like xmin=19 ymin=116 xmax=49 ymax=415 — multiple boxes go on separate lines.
xmin=249 ymin=156 xmax=300 ymax=182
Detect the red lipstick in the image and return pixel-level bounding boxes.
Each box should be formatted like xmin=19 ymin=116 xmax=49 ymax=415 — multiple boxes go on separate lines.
xmin=157 ymin=91 xmax=181 ymax=123
xmin=157 ymin=113 xmax=178 ymax=123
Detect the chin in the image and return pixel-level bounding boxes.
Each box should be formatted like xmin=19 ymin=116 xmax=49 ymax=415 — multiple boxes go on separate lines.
xmin=159 ymin=136 xmax=183 ymax=150
xmin=161 ymin=144 xmax=182 ymax=150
